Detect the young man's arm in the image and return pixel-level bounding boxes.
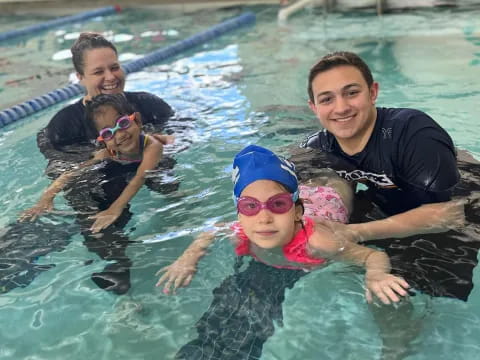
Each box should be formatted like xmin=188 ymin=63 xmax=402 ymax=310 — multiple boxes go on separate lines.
xmin=351 ymin=118 xmax=462 ymax=242
xmin=348 ymin=199 xmax=465 ymax=242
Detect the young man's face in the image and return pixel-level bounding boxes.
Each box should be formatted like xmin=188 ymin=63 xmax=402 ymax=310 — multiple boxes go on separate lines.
xmin=308 ymin=65 xmax=378 ymax=151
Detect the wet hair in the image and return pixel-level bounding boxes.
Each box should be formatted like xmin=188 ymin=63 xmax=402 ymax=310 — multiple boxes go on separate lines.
xmin=84 ymin=93 xmax=136 ymax=137
xmin=307 ymin=51 xmax=374 ymax=102
xmin=71 ymin=32 xmax=118 ymax=75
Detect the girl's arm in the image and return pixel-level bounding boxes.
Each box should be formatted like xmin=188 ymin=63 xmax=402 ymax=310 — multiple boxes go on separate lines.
xmin=347 ymin=199 xmax=465 ymax=242
xmin=156 ymin=231 xmax=217 ymax=294
xmin=89 ymin=138 xmax=164 ymax=233
xmin=19 ymin=149 xmax=108 ymax=222
xmin=309 ymin=223 xmax=409 ymax=305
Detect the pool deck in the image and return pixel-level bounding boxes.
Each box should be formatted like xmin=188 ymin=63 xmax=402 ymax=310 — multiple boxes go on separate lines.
xmin=0 ymin=0 xmax=466 ymax=110
xmin=0 ymin=0 xmax=465 ymax=16
xmin=0 ymin=0 xmax=280 ymax=15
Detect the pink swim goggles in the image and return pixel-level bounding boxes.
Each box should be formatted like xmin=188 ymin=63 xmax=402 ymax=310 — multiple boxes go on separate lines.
xmin=237 ymin=193 xmax=295 ymax=216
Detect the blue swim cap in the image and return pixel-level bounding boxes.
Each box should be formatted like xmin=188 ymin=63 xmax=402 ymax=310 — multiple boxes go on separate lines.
xmin=232 ymin=145 xmax=298 ymax=199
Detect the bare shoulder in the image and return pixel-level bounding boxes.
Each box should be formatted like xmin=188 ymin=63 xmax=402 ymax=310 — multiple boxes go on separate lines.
xmin=308 ymin=223 xmax=346 ymax=258
xmin=145 ymin=135 xmax=163 ymax=152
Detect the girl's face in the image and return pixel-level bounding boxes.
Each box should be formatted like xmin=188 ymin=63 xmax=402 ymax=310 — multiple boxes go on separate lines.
xmin=238 ymin=180 xmax=303 ymax=249
xmin=94 ymin=105 xmax=141 ymax=155
xmin=77 ymin=47 xmax=125 ymax=98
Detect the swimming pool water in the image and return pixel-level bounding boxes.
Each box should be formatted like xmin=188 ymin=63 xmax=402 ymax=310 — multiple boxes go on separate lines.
xmin=1 ymin=4 xmax=480 ymax=360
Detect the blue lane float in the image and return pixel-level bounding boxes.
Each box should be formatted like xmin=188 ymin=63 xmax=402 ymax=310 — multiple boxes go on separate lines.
xmin=0 ymin=6 xmax=121 ymax=43
xmin=123 ymin=12 xmax=256 ymax=74
xmin=0 ymin=11 xmax=256 ymax=129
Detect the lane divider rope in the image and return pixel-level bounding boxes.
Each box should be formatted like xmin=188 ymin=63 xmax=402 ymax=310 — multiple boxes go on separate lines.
xmin=0 ymin=11 xmax=256 ymax=129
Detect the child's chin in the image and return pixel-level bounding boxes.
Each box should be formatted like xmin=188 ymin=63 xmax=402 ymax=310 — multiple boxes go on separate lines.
xmin=253 ymin=241 xmax=280 ymax=250
xmin=120 ymin=142 xmax=138 ymax=153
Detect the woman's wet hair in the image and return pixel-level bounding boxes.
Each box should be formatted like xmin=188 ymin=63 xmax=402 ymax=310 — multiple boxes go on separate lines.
xmin=84 ymin=93 xmax=136 ymax=137
xmin=71 ymin=32 xmax=118 ymax=75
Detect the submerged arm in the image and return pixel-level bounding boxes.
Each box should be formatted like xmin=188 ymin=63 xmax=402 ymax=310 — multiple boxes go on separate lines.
xmin=19 ymin=150 xmax=107 ymax=222
xmin=348 ymin=200 xmax=465 ymax=242
xmin=337 ymin=242 xmax=409 ymax=305
xmin=156 ymin=230 xmax=218 ymax=294
xmin=309 ymin=224 xmax=409 ymax=304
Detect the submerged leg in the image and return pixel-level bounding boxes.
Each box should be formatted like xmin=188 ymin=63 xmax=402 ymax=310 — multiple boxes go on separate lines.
xmin=370 ymin=297 xmax=430 ymax=360
xmin=79 ymin=214 xmax=134 ymax=295
xmin=0 ymin=219 xmax=78 ymax=293
xmin=65 ymin=166 xmax=135 ymax=295
xmin=175 ymin=259 xmax=307 ymax=360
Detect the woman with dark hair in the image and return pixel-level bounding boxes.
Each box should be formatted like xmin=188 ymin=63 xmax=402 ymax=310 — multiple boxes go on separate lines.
xmin=16 ymin=33 xmax=177 ymax=295
xmin=37 ymin=32 xmax=174 ymax=175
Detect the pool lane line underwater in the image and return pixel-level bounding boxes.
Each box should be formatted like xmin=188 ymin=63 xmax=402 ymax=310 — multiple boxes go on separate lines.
xmin=0 ymin=6 xmax=122 ymax=43
xmin=0 ymin=11 xmax=256 ymax=129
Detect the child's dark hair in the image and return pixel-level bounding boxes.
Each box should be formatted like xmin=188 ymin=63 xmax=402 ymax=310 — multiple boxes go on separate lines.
xmin=71 ymin=32 xmax=117 ymax=75
xmin=84 ymin=93 xmax=137 ymax=138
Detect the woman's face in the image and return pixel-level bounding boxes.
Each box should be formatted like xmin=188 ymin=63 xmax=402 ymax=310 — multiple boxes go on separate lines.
xmin=77 ymin=47 xmax=125 ymax=98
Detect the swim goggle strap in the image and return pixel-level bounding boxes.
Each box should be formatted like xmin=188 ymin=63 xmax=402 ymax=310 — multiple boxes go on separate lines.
xmin=97 ymin=113 xmax=135 ymax=142
xmin=235 ymin=190 xmax=299 ymax=216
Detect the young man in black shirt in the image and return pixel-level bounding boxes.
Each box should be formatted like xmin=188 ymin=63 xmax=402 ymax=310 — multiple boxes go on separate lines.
xmin=303 ymin=51 xmax=460 ymax=230
xmin=301 ymin=51 xmax=480 ymax=302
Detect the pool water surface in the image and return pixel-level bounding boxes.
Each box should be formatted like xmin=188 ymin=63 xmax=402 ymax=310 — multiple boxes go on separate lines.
xmin=0 ymin=5 xmax=480 ymax=360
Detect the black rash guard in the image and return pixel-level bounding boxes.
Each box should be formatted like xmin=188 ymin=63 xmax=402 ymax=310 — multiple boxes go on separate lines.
xmin=303 ymin=107 xmax=460 ymax=215
xmin=37 ymin=91 xmax=173 ymax=164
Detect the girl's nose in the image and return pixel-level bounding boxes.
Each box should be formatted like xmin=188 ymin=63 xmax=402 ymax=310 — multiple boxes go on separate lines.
xmin=256 ymin=208 xmax=274 ymax=223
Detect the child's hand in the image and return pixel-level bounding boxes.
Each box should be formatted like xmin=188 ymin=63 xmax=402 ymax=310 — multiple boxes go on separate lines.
xmin=89 ymin=208 xmax=122 ymax=233
xmin=19 ymin=201 xmax=54 ymax=222
xmin=156 ymin=258 xmax=197 ymax=295
xmin=365 ymin=272 xmax=410 ymax=305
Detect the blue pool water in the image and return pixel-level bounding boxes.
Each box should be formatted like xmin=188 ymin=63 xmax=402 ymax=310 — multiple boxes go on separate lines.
xmin=1 ymin=5 xmax=480 ymax=360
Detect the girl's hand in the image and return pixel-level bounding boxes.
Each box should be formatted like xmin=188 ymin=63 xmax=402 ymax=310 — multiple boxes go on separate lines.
xmin=365 ymin=272 xmax=410 ymax=305
xmin=89 ymin=207 xmax=122 ymax=233
xmin=19 ymin=200 xmax=54 ymax=222
xmin=156 ymin=259 xmax=197 ymax=295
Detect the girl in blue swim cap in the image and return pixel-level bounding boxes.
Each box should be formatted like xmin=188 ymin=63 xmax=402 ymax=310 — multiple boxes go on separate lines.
xmin=157 ymin=145 xmax=411 ymax=305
